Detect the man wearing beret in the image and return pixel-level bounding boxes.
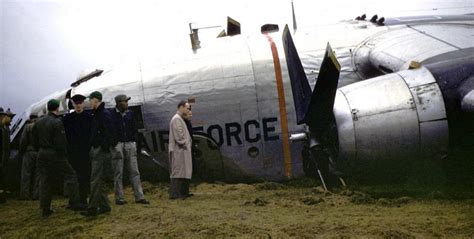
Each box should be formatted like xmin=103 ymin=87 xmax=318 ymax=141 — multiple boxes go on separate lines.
xmin=110 ymin=94 xmax=149 ymax=205
xmin=81 ymin=91 xmax=113 ymax=217
xmin=63 ymin=94 xmax=92 ymax=207
xmin=0 ymin=107 xmax=15 ymax=203
xmin=32 ymin=99 xmax=81 ymax=217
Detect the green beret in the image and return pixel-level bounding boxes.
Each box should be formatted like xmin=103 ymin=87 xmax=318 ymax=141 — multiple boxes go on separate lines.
xmin=88 ymin=91 xmax=103 ymax=101
xmin=47 ymin=99 xmax=60 ymax=111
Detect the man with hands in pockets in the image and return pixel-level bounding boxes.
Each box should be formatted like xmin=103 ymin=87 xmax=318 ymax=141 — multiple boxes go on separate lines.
xmin=109 ymin=94 xmax=149 ymax=205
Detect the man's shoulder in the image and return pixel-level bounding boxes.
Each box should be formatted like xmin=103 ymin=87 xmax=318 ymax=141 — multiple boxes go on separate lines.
xmin=125 ymin=109 xmax=134 ymax=117
xmin=171 ymin=113 xmax=181 ymax=121
xmin=26 ymin=123 xmax=35 ymax=131
xmin=35 ymin=115 xmax=48 ymax=125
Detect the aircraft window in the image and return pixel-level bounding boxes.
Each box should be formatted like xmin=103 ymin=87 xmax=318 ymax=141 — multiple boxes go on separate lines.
xmin=129 ymin=105 xmax=144 ymax=129
xmin=248 ymin=146 xmax=259 ymax=158
xmin=261 ymin=24 xmax=279 ymax=34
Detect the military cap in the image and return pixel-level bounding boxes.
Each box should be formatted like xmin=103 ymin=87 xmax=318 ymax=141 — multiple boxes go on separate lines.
xmin=47 ymin=99 xmax=60 ymax=111
xmin=115 ymin=94 xmax=131 ymax=103
xmin=71 ymin=94 xmax=86 ymax=103
xmin=88 ymin=91 xmax=103 ymax=101
xmin=0 ymin=107 xmax=5 ymax=115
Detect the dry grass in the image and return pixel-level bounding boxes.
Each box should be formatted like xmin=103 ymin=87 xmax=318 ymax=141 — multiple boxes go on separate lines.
xmin=0 ymin=180 xmax=473 ymax=238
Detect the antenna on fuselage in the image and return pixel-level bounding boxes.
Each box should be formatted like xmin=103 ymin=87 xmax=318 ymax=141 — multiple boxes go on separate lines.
xmin=189 ymin=23 xmax=201 ymax=51
xmin=292 ymin=1 xmax=297 ymax=33
xmin=189 ymin=23 xmax=221 ymax=52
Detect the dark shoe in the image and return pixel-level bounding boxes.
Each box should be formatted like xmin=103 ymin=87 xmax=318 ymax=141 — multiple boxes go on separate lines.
xmin=169 ymin=196 xmax=186 ymax=200
xmin=135 ymin=199 xmax=150 ymax=204
xmin=115 ymin=199 xmax=127 ymax=205
xmin=42 ymin=209 xmax=54 ymax=218
xmin=98 ymin=207 xmax=111 ymax=214
xmin=80 ymin=208 xmax=98 ymax=217
xmin=66 ymin=203 xmax=88 ymax=211
xmin=0 ymin=192 xmax=6 ymax=204
xmin=18 ymin=195 xmax=31 ymax=201
xmin=185 ymin=193 xmax=194 ymax=198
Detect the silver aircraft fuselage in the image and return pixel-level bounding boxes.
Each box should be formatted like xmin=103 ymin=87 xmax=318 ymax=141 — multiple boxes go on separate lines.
xmin=9 ymin=14 xmax=474 ymax=181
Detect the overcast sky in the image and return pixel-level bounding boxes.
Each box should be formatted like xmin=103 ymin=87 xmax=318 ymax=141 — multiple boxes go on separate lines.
xmin=1 ymin=0 xmax=473 ymax=115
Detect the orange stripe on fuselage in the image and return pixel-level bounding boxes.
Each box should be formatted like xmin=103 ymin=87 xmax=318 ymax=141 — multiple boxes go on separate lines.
xmin=265 ymin=34 xmax=292 ymax=179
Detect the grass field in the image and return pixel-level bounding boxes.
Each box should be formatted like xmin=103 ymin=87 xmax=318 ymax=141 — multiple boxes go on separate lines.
xmin=1 ymin=177 xmax=473 ymax=238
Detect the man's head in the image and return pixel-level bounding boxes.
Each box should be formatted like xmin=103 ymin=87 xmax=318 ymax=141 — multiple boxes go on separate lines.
xmin=0 ymin=107 xmax=5 ymax=123
xmin=88 ymin=91 xmax=103 ymax=110
xmin=115 ymin=94 xmax=131 ymax=112
xmin=71 ymin=94 xmax=86 ymax=113
xmin=0 ymin=108 xmax=15 ymax=126
xmin=29 ymin=114 xmax=38 ymax=123
xmin=47 ymin=99 xmax=60 ymax=114
xmin=177 ymin=100 xmax=191 ymax=118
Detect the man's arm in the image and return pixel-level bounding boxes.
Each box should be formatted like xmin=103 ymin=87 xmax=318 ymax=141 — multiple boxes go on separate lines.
xmin=130 ymin=111 xmax=140 ymax=149
xmin=32 ymin=122 xmax=39 ymax=151
xmin=53 ymin=119 xmax=68 ymax=156
xmin=18 ymin=125 xmax=29 ymax=156
xmin=172 ymin=117 xmax=187 ymax=147
xmin=103 ymin=109 xmax=116 ymax=149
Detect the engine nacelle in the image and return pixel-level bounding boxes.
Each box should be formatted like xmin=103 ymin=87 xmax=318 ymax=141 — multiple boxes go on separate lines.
xmin=334 ymin=67 xmax=449 ymax=162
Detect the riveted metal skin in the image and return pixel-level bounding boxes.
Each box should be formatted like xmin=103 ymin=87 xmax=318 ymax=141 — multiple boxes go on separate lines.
xmin=334 ymin=67 xmax=449 ymax=162
xmin=8 ymin=14 xmax=474 ymax=182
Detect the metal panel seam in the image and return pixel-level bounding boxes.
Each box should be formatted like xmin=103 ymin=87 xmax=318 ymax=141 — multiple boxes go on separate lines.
xmin=397 ymin=72 xmax=422 ymax=158
xmin=337 ymin=89 xmax=358 ymax=161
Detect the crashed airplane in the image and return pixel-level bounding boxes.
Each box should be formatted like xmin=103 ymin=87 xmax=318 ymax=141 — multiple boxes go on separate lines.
xmin=7 ymin=12 xmax=474 ymax=186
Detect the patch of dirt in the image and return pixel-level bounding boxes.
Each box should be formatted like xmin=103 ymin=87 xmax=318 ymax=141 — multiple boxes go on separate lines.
xmin=350 ymin=191 xmax=375 ymax=204
xmin=244 ymin=197 xmax=268 ymax=206
xmin=380 ymin=229 xmax=415 ymax=238
xmin=300 ymin=196 xmax=324 ymax=205
xmin=255 ymin=182 xmax=287 ymax=190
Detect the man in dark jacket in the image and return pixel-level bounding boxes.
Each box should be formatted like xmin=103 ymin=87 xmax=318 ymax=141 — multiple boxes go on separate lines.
xmin=0 ymin=107 xmax=15 ymax=204
xmin=63 ymin=94 xmax=92 ymax=206
xmin=110 ymin=94 xmax=149 ymax=205
xmin=19 ymin=114 xmax=39 ymax=200
xmin=32 ymin=99 xmax=81 ymax=218
xmin=81 ymin=91 xmax=113 ymax=217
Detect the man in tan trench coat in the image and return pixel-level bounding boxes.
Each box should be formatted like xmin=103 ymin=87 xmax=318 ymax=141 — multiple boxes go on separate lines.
xmin=168 ymin=100 xmax=193 ymax=199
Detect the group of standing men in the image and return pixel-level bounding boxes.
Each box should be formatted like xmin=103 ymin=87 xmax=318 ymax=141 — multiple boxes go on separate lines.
xmin=2 ymin=94 xmax=195 ymax=217
xmin=19 ymin=91 xmax=149 ymax=218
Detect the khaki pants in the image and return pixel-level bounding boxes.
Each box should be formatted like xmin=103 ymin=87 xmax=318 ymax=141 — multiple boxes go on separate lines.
xmin=111 ymin=142 xmax=145 ymax=202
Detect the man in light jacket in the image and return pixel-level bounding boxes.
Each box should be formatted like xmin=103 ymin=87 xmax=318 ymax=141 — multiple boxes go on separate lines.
xmin=168 ymin=100 xmax=192 ymax=199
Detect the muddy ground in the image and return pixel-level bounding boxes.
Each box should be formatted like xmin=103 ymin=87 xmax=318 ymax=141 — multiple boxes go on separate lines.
xmin=0 ymin=177 xmax=473 ymax=238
